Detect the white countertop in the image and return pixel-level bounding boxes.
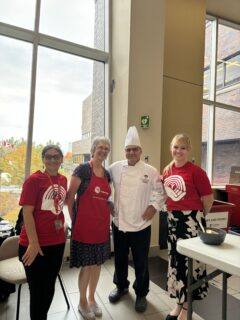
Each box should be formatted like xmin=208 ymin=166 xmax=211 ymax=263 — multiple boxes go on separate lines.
xmin=177 ymin=234 xmax=240 ymax=277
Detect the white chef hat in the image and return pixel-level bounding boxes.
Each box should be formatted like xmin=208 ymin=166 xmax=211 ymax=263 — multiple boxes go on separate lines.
xmin=124 ymin=126 xmax=141 ymax=147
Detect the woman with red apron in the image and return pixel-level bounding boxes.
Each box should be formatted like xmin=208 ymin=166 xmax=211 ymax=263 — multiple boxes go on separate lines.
xmin=68 ymin=137 xmax=111 ymax=320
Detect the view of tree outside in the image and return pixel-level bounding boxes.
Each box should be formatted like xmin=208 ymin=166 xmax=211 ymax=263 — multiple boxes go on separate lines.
xmin=0 ymin=141 xmax=40 ymax=224
xmin=0 ymin=0 xmax=108 ymax=225
xmin=202 ymin=17 xmax=240 ymax=185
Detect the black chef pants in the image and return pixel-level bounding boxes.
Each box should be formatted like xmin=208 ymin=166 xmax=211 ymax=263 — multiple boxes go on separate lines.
xmin=19 ymin=243 xmax=65 ymax=320
xmin=112 ymin=223 xmax=151 ymax=297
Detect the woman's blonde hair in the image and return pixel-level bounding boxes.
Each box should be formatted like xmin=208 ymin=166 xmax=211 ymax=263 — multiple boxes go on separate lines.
xmin=163 ymin=133 xmax=192 ymax=174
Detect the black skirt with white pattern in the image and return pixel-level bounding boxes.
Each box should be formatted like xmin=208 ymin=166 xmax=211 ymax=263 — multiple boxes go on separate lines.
xmin=167 ymin=210 xmax=208 ymax=303
xmin=70 ymin=239 xmax=111 ymax=268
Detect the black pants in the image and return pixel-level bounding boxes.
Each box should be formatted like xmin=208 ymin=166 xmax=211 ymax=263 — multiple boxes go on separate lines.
xmin=19 ymin=243 xmax=65 ymax=320
xmin=112 ymin=223 xmax=151 ymax=297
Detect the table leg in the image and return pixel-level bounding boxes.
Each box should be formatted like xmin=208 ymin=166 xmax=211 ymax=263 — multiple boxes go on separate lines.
xmin=187 ymin=258 xmax=193 ymax=320
xmin=222 ymin=272 xmax=227 ymax=320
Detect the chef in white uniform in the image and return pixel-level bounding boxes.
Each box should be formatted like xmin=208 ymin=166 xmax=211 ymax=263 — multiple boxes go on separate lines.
xmin=108 ymin=126 xmax=166 ymax=313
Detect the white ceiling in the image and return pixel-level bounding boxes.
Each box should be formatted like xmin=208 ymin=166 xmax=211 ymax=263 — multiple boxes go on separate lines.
xmin=206 ymin=0 xmax=240 ymax=24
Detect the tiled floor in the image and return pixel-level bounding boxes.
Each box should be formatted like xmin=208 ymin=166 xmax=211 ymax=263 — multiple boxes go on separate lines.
xmin=152 ymin=249 xmax=240 ymax=300
xmin=147 ymin=252 xmax=240 ymax=320
xmin=0 ymin=255 xmax=204 ymax=320
xmin=0 ymin=251 xmax=239 ymax=320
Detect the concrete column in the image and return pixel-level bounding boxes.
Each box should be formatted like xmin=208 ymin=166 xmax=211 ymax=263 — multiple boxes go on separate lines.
xmin=111 ymin=0 xmax=165 ymax=249
xmin=111 ymin=0 xmax=165 ymax=171
xmin=161 ymin=0 xmax=206 ymax=169
xmin=111 ymin=0 xmax=206 ymax=250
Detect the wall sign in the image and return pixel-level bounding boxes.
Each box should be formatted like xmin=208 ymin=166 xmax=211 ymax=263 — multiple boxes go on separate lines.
xmin=205 ymin=211 xmax=228 ymax=229
xmin=141 ymin=115 xmax=149 ymax=128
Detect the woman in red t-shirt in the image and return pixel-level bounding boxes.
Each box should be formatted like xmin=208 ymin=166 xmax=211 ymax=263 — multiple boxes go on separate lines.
xmin=67 ymin=137 xmax=111 ymax=320
xmin=18 ymin=145 xmax=67 ymax=320
xmin=162 ymin=134 xmax=213 ymax=320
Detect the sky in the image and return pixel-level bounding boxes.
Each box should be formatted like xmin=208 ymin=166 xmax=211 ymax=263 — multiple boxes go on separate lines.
xmin=0 ymin=0 xmax=104 ymax=153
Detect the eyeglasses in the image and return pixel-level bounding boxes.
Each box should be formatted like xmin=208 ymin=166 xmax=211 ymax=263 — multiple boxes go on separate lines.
xmin=96 ymin=146 xmax=110 ymax=152
xmin=125 ymin=147 xmax=140 ymax=153
xmin=44 ymin=155 xmax=62 ymax=160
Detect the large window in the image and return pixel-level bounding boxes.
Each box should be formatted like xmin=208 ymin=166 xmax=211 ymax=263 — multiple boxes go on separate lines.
xmin=202 ymin=16 xmax=240 ymax=186
xmin=0 ymin=0 xmax=109 ymax=224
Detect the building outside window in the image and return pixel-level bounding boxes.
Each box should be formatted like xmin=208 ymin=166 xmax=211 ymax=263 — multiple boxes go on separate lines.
xmin=202 ymin=16 xmax=240 ymax=186
xmin=0 ymin=0 xmax=110 ymax=224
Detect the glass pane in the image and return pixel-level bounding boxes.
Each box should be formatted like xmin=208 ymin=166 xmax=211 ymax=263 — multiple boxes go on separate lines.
xmin=33 ymin=46 xmax=105 ymax=180
xmin=213 ymin=107 xmax=240 ymax=185
xmin=203 ymin=20 xmax=213 ymax=99
xmin=0 ymin=0 xmax=36 ymax=30
xmin=40 ymin=0 xmax=105 ymax=50
xmin=216 ymin=62 xmax=224 ymax=89
xmin=0 ymin=36 xmax=32 ymax=224
xmin=201 ymin=104 xmax=209 ymax=172
xmin=225 ymin=54 xmax=240 ymax=85
xmin=216 ymin=23 xmax=240 ymax=107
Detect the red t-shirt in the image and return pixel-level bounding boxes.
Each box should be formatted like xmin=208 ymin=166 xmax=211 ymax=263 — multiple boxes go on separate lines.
xmin=19 ymin=171 xmax=67 ymax=246
xmin=163 ymin=162 xmax=212 ymax=211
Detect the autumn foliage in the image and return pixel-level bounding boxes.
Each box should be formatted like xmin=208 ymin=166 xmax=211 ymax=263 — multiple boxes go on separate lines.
xmin=0 ymin=140 xmax=73 ymax=225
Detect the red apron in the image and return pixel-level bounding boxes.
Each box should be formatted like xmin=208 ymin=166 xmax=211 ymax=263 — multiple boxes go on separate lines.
xmin=72 ymin=172 xmax=111 ymax=243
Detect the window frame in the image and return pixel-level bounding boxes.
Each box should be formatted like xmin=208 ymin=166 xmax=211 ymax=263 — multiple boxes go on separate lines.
xmin=203 ymin=14 xmax=240 ymax=186
xmin=0 ymin=0 xmax=111 ymax=178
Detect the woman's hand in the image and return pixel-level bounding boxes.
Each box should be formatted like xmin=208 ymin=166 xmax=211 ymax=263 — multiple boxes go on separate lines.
xmin=22 ymin=242 xmax=44 ymax=266
xmin=67 ymin=176 xmax=81 ymax=219
xmin=142 ymin=205 xmax=156 ymax=221
xmin=22 ymin=205 xmax=41 ymax=266
xmin=202 ymin=194 xmax=214 ymax=215
xmin=108 ymin=201 xmax=115 ymax=216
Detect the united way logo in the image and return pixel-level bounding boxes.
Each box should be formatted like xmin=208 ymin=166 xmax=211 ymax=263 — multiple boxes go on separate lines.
xmin=42 ymin=185 xmax=66 ymax=214
xmin=95 ymin=186 xmax=101 ymax=194
xmin=164 ymin=175 xmax=186 ymax=201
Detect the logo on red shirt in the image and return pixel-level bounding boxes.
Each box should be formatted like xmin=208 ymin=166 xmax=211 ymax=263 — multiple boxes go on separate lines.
xmin=164 ymin=175 xmax=186 ymax=201
xmin=41 ymin=185 xmax=66 ymax=214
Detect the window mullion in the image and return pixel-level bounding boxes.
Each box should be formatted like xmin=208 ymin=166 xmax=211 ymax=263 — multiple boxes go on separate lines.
xmin=207 ymin=18 xmax=218 ymax=183
xmin=25 ymin=0 xmax=41 ymax=179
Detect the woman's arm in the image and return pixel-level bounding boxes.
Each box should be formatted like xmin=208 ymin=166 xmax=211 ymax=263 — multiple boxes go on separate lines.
xmin=67 ymin=176 xmax=81 ymax=220
xmin=148 ymin=171 xmax=167 ymax=213
xmin=22 ymin=205 xmax=43 ymax=266
xmin=202 ymin=194 xmax=214 ymax=214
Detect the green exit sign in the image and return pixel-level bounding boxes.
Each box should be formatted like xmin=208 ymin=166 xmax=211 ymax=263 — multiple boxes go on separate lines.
xmin=141 ymin=115 xmax=149 ymax=128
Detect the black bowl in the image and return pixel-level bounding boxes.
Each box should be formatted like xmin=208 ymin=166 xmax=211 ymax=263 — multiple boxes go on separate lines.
xmin=198 ymin=227 xmax=226 ymax=245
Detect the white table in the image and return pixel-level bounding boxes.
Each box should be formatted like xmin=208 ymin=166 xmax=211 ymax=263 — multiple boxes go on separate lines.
xmin=177 ymin=234 xmax=240 ymax=320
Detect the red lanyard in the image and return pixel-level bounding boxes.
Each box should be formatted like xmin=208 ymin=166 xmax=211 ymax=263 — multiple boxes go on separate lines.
xmin=45 ymin=172 xmax=60 ymax=213
xmin=90 ymin=160 xmax=104 ymax=176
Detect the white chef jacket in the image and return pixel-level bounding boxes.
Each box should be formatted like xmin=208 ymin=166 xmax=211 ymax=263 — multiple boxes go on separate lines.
xmin=109 ymin=160 xmax=166 ymax=232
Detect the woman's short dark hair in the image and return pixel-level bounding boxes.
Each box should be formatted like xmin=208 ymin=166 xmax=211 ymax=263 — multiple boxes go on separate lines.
xmin=42 ymin=144 xmax=63 ymax=159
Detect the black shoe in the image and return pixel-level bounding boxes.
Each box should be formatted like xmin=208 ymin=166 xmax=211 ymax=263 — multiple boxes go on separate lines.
xmin=135 ymin=296 xmax=147 ymax=313
xmin=108 ymin=287 xmax=128 ymax=303
xmin=165 ymin=315 xmax=178 ymax=320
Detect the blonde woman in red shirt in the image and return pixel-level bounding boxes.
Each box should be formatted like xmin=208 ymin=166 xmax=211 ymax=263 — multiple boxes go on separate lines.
xmin=162 ymin=134 xmax=213 ymax=320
